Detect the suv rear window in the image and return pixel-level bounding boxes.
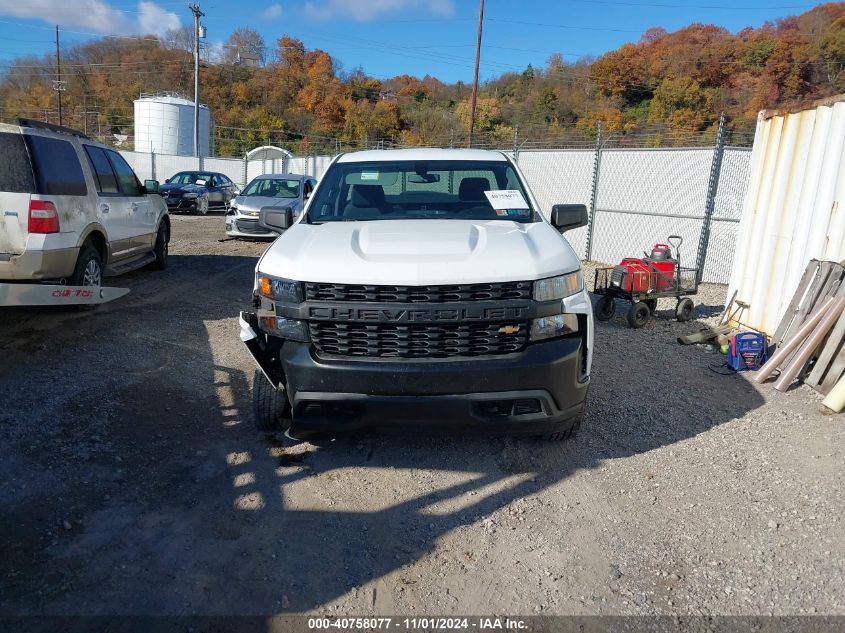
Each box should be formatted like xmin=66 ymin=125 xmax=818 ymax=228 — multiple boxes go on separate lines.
xmin=25 ymin=135 xmax=88 ymax=196
xmin=0 ymin=132 xmax=35 ymax=193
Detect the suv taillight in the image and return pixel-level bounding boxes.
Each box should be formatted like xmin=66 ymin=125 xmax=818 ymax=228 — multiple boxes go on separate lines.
xmin=28 ymin=199 xmax=60 ymax=234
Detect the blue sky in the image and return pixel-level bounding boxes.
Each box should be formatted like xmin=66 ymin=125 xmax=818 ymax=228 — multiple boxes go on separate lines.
xmin=0 ymin=0 xmax=823 ymax=83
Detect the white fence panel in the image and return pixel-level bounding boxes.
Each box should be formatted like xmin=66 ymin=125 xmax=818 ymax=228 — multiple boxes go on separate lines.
xmin=201 ymin=157 xmax=245 ymax=186
xmin=517 ymin=149 xmax=595 ymax=258
xmin=703 ymin=147 xmax=753 ymax=284
xmin=155 ymin=154 xmax=200 ymax=183
xmin=120 ymin=150 xmax=154 ymax=182
xmin=591 ymin=147 xmax=714 ymax=281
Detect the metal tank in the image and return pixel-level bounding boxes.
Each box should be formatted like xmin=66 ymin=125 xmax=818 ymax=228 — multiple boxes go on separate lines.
xmin=134 ymin=93 xmax=213 ymax=156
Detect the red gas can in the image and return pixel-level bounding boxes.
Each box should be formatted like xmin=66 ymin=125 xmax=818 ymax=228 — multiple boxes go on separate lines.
xmin=645 ymin=243 xmax=677 ymax=290
xmin=610 ymin=244 xmax=678 ymax=293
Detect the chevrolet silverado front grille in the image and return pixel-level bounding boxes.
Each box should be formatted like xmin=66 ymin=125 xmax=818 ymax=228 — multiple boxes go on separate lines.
xmin=305 ymin=281 xmax=531 ymax=303
xmin=309 ymin=322 xmax=529 ymax=358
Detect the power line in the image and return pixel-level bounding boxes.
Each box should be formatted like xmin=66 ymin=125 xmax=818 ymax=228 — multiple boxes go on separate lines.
xmin=568 ymin=0 xmax=815 ymax=8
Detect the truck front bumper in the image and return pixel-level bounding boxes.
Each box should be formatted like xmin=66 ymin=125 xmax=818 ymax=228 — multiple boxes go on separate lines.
xmin=240 ymin=312 xmax=589 ymax=440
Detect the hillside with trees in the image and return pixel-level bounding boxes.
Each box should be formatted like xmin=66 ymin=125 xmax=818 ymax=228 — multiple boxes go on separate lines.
xmin=1 ymin=2 xmax=843 ymax=155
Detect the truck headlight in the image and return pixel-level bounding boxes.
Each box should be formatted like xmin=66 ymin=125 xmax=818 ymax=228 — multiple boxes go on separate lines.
xmin=533 ymin=271 xmax=583 ymax=301
xmin=257 ymin=275 xmax=304 ymax=303
xmin=530 ymin=313 xmax=579 ymax=341
xmin=260 ymin=315 xmax=309 ymax=341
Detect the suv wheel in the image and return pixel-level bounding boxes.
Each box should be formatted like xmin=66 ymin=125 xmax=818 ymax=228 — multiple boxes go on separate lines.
xmin=150 ymin=223 xmax=169 ymax=270
xmin=69 ymin=246 xmax=103 ymax=311
xmin=71 ymin=246 xmax=103 ymax=287
xmin=252 ymin=369 xmax=292 ymax=432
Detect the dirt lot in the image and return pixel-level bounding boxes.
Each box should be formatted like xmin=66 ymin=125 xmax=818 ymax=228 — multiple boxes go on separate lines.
xmin=1 ymin=215 xmax=843 ymax=617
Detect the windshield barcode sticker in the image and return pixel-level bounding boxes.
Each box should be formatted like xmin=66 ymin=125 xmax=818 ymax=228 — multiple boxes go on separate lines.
xmin=484 ymin=190 xmax=529 ymax=210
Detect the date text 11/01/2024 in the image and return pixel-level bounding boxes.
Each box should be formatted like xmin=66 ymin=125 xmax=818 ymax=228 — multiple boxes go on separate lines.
xmin=307 ymin=617 xmax=528 ymax=630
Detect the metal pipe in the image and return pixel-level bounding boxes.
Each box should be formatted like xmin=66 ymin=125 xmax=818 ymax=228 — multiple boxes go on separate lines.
xmin=773 ymin=297 xmax=845 ymax=391
xmin=754 ymin=296 xmax=836 ymax=383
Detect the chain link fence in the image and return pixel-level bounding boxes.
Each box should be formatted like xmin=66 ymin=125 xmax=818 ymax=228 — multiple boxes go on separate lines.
xmin=119 ymin=123 xmax=752 ymax=285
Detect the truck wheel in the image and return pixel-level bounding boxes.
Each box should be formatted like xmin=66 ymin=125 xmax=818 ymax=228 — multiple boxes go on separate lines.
xmin=541 ymin=414 xmax=583 ymax=442
xmin=626 ymin=301 xmax=651 ymax=328
xmin=595 ymin=295 xmax=615 ymax=321
xmin=252 ymin=369 xmax=292 ymax=432
xmin=150 ymin=222 xmax=169 ymax=270
xmin=676 ymin=298 xmax=695 ymax=322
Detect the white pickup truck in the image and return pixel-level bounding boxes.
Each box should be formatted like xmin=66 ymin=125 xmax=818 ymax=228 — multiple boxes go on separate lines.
xmin=239 ymin=148 xmax=592 ymax=442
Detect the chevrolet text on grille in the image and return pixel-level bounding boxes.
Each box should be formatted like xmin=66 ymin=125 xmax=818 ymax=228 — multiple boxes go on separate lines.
xmin=306 ymin=305 xmax=532 ymax=322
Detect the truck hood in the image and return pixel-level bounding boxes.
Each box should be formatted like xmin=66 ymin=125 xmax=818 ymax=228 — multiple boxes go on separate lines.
xmin=257 ymin=219 xmax=581 ymax=285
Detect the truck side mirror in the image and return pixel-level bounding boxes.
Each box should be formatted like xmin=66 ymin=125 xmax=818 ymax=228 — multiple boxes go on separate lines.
xmin=260 ymin=206 xmax=293 ymax=230
xmin=144 ymin=179 xmax=160 ymax=194
xmin=551 ymin=204 xmax=588 ymax=233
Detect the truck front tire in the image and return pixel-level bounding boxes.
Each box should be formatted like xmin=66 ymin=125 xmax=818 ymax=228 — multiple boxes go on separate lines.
xmin=539 ymin=413 xmax=583 ymax=442
xmin=252 ymin=369 xmax=292 ymax=432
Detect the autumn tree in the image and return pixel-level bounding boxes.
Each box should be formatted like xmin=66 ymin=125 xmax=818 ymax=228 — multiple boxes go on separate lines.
xmin=224 ymin=28 xmax=266 ymax=66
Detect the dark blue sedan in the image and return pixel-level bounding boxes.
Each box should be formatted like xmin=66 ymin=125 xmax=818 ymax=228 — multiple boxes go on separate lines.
xmin=159 ymin=171 xmax=239 ymax=215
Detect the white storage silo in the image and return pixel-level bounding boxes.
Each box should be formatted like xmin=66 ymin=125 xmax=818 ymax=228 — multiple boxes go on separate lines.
xmin=134 ymin=94 xmax=213 ymax=156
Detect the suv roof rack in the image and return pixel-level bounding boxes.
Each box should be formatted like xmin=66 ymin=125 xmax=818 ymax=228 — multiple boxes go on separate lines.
xmin=16 ymin=118 xmax=90 ymax=140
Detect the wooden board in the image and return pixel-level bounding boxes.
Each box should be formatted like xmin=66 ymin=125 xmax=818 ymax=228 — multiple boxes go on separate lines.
xmin=780 ymin=263 xmax=844 ymax=370
xmin=772 ymin=260 xmax=819 ymax=347
xmin=805 ymin=283 xmax=845 ymax=389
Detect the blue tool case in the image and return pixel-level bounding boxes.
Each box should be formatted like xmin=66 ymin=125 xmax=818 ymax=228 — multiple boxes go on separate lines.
xmin=728 ymin=332 xmax=768 ymax=371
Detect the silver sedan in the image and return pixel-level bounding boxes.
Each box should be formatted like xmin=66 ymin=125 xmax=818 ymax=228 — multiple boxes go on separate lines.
xmin=225 ymin=174 xmax=317 ymax=240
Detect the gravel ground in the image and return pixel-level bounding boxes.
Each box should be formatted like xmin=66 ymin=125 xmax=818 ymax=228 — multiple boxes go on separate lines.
xmin=0 ymin=215 xmax=842 ymax=617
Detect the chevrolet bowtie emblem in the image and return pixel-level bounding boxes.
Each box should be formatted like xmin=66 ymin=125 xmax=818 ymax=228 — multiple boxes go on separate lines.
xmin=498 ymin=325 xmax=520 ymax=335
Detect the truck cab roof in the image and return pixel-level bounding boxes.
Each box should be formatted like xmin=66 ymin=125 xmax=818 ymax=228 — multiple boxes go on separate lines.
xmin=336 ymin=148 xmax=509 ymax=163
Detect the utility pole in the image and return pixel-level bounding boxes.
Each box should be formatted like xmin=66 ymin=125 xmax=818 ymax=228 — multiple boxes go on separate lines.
xmin=83 ymin=93 xmax=88 ymax=135
xmin=55 ymin=25 xmax=63 ymax=126
xmin=467 ymin=0 xmax=484 ymax=148
xmin=189 ymin=3 xmax=204 ymax=157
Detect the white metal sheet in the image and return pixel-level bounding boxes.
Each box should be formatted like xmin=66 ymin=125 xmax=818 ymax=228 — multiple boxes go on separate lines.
xmin=726 ymin=97 xmax=845 ymax=335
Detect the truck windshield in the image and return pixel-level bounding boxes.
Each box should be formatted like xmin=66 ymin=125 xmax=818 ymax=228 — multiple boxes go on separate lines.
xmin=307 ymin=160 xmax=537 ymax=223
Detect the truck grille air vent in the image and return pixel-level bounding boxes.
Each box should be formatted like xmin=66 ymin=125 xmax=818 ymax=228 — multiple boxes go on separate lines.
xmin=310 ymin=322 xmax=529 ymax=358
xmin=305 ymin=281 xmax=531 ymax=303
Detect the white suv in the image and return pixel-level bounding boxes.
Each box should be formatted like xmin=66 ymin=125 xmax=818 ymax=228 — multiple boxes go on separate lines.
xmin=0 ymin=119 xmax=169 ymax=287
xmin=240 ymin=148 xmax=593 ymax=442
